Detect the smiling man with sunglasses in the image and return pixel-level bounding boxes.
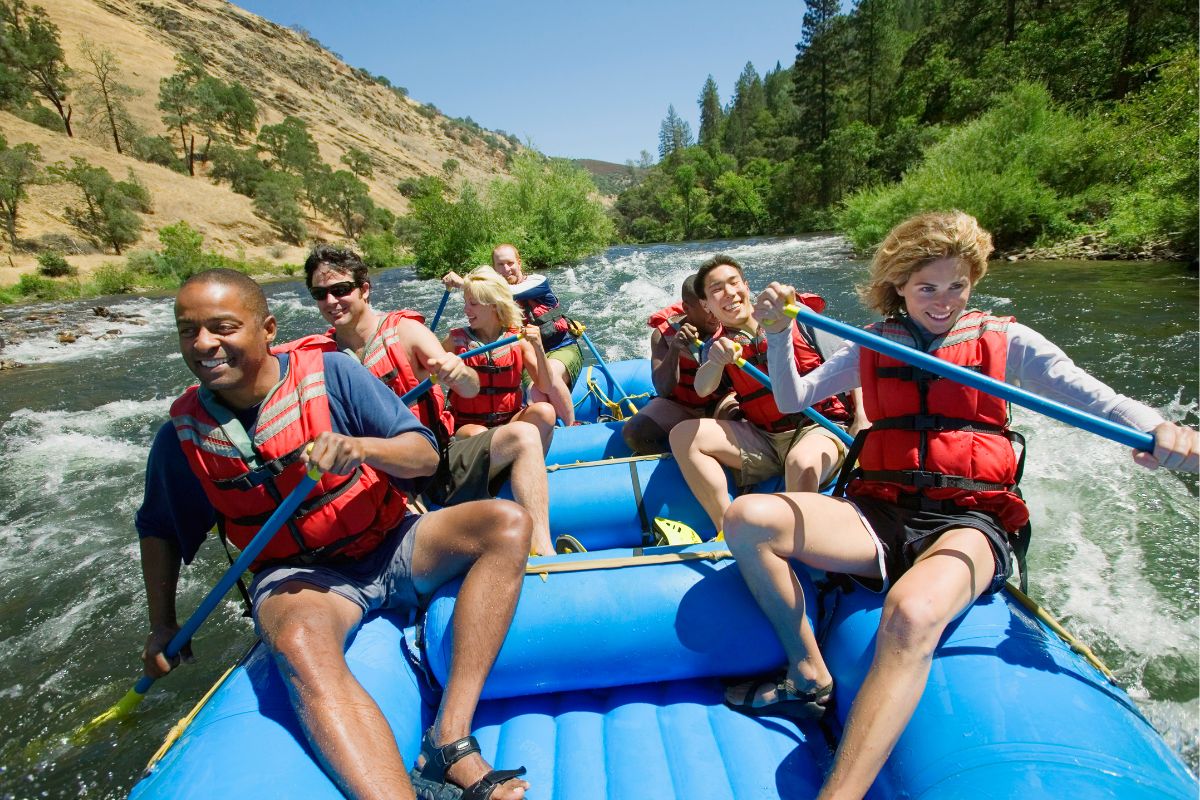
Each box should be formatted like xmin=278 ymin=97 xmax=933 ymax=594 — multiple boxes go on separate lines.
xmin=303 ymin=245 xmax=557 ymax=556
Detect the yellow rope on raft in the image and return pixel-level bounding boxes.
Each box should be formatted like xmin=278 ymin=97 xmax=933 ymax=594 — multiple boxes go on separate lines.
xmin=1004 ymin=582 xmax=1116 ymax=683
xmin=145 ymin=661 xmax=240 ymax=769
xmin=573 ymin=365 xmax=650 ymax=422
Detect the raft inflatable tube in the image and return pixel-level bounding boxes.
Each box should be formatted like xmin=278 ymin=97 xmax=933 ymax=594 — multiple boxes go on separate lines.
xmin=128 ymin=545 xmax=1197 ymax=799
xmin=569 ymin=357 xmax=653 ymax=425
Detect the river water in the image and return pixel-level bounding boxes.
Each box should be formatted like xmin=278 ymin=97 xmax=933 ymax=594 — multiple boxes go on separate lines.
xmin=0 ymin=235 xmax=1196 ymax=798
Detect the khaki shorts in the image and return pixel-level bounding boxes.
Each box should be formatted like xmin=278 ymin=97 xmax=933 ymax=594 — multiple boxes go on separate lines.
xmin=728 ymin=420 xmax=849 ymax=488
xmin=423 ymin=427 xmax=509 ymax=506
xmin=523 ymin=342 xmax=583 ymax=390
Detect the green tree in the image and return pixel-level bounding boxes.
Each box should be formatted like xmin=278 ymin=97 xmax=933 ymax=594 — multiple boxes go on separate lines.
xmin=53 ymin=157 xmax=143 ymax=254
xmin=0 ymin=1 xmax=72 ymax=136
xmin=340 ymin=146 xmax=374 ymax=178
xmin=253 ymin=170 xmax=306 ymax=244
xmin=657 ymin=104 xmax=693 ymax=160
xmin=793 ymin=0 xmax=848 ymax=204
xmin=724 ymin=62 xmax=767 ymax=162
xmin=315 ymin=169 xmax=373 ymax=239
xmin=157 ymin=53 xmax=205 ymax=175
xmin=697 ymin=75 xmax=723 ymax=151
xmin=256 ymin=115 xmax=320 ymax=176
xmin=850 ymin=0 xmax=901 ymax=125
xmin=209 ymin=143 xmax=267 ymax=196
xmin=712 ymin=170 xmax=768 ymax=236
xmin=77 ymin=37 xmax=139 ymax=154
xmin=0 ymin=134 xmax=43 ymax=246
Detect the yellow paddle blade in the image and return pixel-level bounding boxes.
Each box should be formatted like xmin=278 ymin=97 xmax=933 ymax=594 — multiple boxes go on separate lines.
xmin=69 ymin=688 xmax=146 ymax=744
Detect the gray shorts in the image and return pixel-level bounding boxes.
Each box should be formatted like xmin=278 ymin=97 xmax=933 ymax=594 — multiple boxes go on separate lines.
xmin=249 ymin=513 xmax=425 ymax=626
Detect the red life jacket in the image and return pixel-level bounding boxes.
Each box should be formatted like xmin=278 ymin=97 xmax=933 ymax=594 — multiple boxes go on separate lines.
xmin=447 ymin=326 xmax=524 ymax=428
xmin=328 ymin=310 xmax=456 ymax=442
xmin=723 ymin=295 xmax=850 ymax=433
xmin=647 ymin=302 xmax=722 ymax=409
xmin=168 ymin=347 xmax=409 ymax=571
xmin=849 ymin=310 xmax=1028 ymax=532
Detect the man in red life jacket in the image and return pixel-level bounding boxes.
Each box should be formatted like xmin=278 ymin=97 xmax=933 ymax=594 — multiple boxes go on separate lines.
xmin=135 ymin=270 xmax=530 ymax=800
xmin=670 ymin=255 xmax=867 ymax=533
xmin=304 ymin=245 xmax=556 ymax=556
xmin=623 ymin=273 xmax=734 ymax=455
xmin=442 ymin=244 xmax=581 ymax=425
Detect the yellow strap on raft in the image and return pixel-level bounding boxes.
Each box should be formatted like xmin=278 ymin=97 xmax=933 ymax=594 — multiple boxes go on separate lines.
xmin=145 ymin=661 xmax=240 ymax=769
xmin=527 ymin=549 xmax=732 ymax=576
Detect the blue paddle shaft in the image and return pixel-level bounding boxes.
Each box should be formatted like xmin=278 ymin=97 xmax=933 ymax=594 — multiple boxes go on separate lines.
xmin=735 ymin=358 xmax=854 ymax=447
xmin=580 ymin=331 xmax=638 ymax=415
xmin=133 ymin=469 xmax=322 ymax=695
xmin=786 ymin=305 xmax=1155 ymax=453
xmin=429 ymin=289 xmax=450 ymax=333
xmin=399 ymin=333 xmax=521 ymax=405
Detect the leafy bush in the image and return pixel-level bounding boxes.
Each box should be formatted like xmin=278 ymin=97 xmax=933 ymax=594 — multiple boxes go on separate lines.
xmin=37 ymin=251 xmax=75 ymax=277
xmin=115 ymin=170 xmax=153 ymax=213
xmin=209 ymin=144 xmax=268 ymax=197
xmin=155 ymin=221 xmax=208 ymax=279
xmin=90 ymin=262 xmax=139 ymax=295
xmin=15 ymin=104 xmax=62 ymax=131
xmin=489 ymin=153 xmax=615 ymax=267
xmin=15 ymin=273 xmax=76 ymax=300
xmin=131 ymin=135 xmax=182 ymax=171
xmin=411 ymin=182 xmax=493 ymax=278
xmin=839 ymin=84 xmax=1088 ymax=250
xmin=358 ymin=231 xmax=404 ymax=269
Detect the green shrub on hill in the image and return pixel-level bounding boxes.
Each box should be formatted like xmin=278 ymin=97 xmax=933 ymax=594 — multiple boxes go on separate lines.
xmin=36 ymin=251 xmax=74 ymax=277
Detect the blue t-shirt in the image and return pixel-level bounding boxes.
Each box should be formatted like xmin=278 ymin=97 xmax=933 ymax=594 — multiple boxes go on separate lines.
xmin=135 ymin=351 xmax=436 ymax=564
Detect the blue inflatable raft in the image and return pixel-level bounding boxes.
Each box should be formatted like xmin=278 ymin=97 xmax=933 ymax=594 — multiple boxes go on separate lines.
xmin=127 ymin=360 xmax=1197 ymax=799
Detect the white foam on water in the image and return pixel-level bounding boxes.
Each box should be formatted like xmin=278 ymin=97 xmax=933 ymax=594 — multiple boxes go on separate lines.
xmin=1 ymin=297 xmax=174 ymax=365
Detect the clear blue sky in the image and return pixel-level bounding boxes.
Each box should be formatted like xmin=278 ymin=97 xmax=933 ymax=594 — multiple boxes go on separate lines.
xmin=233 ymin=1 xmax=807 ymax=164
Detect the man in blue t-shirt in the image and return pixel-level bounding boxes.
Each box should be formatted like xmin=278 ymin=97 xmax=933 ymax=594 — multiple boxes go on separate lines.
xmin=136 ymin=269 xmax=531 ymax=800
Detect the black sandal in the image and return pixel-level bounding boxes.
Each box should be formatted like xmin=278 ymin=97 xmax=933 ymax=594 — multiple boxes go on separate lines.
xmin=724 ymin=675 xmax=833 ymax=722
xmin=410 ymin=727 xmax=527 ymax=800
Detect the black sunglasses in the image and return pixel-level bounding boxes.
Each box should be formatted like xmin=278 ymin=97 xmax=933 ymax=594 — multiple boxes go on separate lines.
xmin=309 ymin=281 xmax=359 ymax=301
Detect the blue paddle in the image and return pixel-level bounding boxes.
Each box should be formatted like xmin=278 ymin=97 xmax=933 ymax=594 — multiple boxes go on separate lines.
xmin=781 ymin=303 xmax=1154 ymax=452
xmin=74 ymin=460 xmax=323 ymax=738
xmin=428 ymin=289 xmax=450 ymax=333
xmin=400 ymin=333 xmax=522 ymax=405
xmin=731 ymin=351 xmax=854 ymax=447
xmin=577 ymin=326 xmax=639 ymax=417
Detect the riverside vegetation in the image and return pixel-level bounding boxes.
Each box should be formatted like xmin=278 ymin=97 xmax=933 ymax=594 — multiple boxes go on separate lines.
xmin=614 ymin=0 xmax=1197 ymax=260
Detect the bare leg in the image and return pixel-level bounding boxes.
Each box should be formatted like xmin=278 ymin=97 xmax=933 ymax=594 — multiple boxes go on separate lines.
xmin=512 ymin=401 xmax=556 ymax=450
xmin=669 ymin=418 xmax=743 ymax=529
xmin=257 ymin=584 xmax=412 ymax=800
xmin=409 ymin=500 xmax=531 ymax=800
xmin=454 ymin=423 xmax=488 ymax=439
xmin=723 ymin=493 xmax=880 ymax=694
xmin=818 ymin=527 xmax=996 ymax=800
xmin=784 ymin=432 xmax=842 ymax=493
xmin=624 ymin=397 xmax=695 ymax=455
xmin=490 ymin=421 xmax=553 ymax=555
xmin=528 ymin=359 xmax=575 ymax=426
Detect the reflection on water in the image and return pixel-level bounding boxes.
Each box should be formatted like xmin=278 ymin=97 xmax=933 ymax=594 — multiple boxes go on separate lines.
xmin=0 ymin=238 xmax=1195 ymax=796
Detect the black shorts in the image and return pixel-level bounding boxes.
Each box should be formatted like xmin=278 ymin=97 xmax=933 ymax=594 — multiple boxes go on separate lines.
xmin=423 ymin=427 xmax=511 ymax=506
xmin=849 ymin=495 xmax=1014 ymax=595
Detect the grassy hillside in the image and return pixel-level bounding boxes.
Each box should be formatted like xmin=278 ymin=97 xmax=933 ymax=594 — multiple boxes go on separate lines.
xmin=0 ymin=0 xmax=520 ymax=286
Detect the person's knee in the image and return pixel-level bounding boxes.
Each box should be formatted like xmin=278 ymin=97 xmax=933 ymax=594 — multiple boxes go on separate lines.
xmin=264 ymin=612 xmax=343 ymax=685
xmin=668 ymin=418 xmax=703 ymax=455
xmin=494 ymin=421 xmax=542 ymax=462
xmin=877 ymin=587 xmax=944 ymax=657
xmin=623 ymin=414 xmax=668 ymax=454
xmin=478 ymin=498 xmax=532 ymax=554
xmin=723 ymin=495 xmax=787 ymax=549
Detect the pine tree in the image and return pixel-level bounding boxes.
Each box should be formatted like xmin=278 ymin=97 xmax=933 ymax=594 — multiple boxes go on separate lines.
xmin=657 ymin=104 xmax=693 ymax=159
xmin=724 ymin=62 xmax=767 ymax=161
xmin=697 ymin=75 xmax=723 ymax=150
xmin=793 ymin=0 xmax=848 ymax=204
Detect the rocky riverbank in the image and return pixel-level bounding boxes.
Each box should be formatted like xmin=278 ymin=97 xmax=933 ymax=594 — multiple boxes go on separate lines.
xmin=998 ymin=232 xmax=1190 ymax=263
xmin=0 ymin=304 xmax=149 ymax=370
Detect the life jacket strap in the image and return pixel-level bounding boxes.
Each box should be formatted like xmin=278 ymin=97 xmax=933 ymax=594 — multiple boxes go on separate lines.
xmin=867 ymin=415 xmax=1007 ymax=434
xmin=859 ymin=469 xmax=1013 ymax=492
xmin=211 ymin=445 xmax=308 ymax=491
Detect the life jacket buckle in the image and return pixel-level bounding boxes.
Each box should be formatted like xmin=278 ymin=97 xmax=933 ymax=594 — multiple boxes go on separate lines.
xmin=908 ymin=470 xmax=945 ymax=488
xmin=912 ymin=414 xmax=944 ymax=431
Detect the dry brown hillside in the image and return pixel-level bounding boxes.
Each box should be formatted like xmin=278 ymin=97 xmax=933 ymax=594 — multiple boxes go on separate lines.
xmin=0 ymin=0 xmax=517 ymax=285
